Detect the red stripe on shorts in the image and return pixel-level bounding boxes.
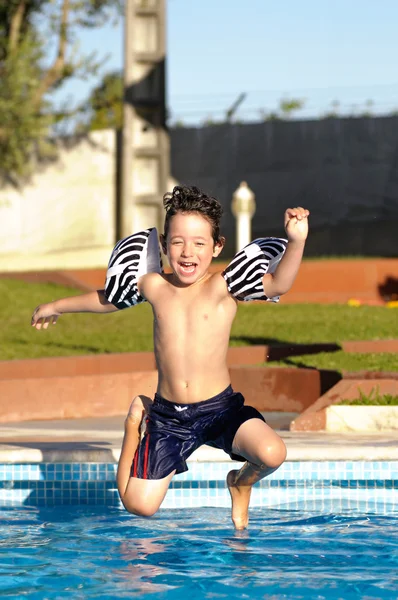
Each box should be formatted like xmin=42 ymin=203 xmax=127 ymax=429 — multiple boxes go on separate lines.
xmin=143 ymin=434 xmax=150 ymax=479
xmin=132 ymin=444 xmax=139 ymax=478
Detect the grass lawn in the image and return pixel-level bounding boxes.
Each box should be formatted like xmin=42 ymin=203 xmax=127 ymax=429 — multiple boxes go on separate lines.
xmin=1 ymin=279 xmax=397 ymax=373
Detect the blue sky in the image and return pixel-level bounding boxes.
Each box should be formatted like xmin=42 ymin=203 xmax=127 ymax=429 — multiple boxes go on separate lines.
xmin=55 ymin=0 xmax=398 ymax=124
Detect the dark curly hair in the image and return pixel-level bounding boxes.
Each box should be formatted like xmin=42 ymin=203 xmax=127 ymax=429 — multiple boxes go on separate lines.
xmin=163 ymin=185 xmax=223 ymax=243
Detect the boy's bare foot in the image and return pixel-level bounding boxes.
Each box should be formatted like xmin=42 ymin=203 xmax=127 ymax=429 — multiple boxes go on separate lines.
xmin=227 ymin=469 xmax=252 ymax=530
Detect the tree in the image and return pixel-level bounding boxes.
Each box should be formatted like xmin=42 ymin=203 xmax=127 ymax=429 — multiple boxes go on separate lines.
xmin=83 ymin=70 xmax=123 ymax=131
xmin=258 ymin=98 xmax=305 ymax=122
xmin=0 ymin=0 xmax=122 ymax=182
xmin=279 ymin=97 xmax=305 ymax=119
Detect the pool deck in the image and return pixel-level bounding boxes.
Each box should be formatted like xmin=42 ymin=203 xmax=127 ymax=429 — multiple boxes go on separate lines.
xmin=0 ymin=415 xmax=397 ymax=464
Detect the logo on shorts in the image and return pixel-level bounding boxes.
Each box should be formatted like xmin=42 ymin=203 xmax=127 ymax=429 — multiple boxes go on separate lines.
xmin=174 ymin=405 xmax=188 ymax=412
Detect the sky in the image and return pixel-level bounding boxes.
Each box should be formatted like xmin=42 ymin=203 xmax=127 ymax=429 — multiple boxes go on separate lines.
xmin=53 ymin=0 xmax=398 ymax=125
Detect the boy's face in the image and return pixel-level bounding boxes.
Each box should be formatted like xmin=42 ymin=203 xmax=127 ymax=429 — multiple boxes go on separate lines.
xmin=161 ymin=212 xmax=223 ymax=286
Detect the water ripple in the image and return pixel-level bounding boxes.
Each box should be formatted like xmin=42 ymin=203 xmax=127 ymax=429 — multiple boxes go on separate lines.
xmin=0 ymin=506 xmax=397 ymax=599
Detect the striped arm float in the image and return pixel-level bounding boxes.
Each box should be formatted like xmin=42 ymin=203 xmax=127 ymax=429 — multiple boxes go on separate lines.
xmin=104 ymin=228 xmax=163 ymax=309
xmin=222 ymin=237 xmax=288 ymax=302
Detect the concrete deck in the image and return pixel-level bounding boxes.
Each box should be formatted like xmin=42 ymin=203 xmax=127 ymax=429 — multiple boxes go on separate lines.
xmin=1 ymin=415 xmax=397 ymax=464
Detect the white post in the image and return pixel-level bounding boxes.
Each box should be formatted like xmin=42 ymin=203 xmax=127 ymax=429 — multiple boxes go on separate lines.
xmin=231 ymin=181 xmax=256 ymax=252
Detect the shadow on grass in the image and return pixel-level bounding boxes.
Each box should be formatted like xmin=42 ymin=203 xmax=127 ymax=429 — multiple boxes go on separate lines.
xmin=378 ymin=276 xmax=398 ymax=302
xmin=9 ymin=336 xmax=107 ymax=355
xmin=230 ymin=336 xmax=341 ymax=361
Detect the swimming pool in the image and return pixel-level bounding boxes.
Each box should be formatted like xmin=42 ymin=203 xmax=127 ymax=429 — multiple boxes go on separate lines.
xmin=1 ymin=505 xmax=397 ymax=599
xmin=1 ymin=461 xmax=397 ymax=598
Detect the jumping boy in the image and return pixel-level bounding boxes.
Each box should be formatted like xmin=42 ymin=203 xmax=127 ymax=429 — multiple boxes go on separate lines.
xmin=31 ymin=185 xmax=309 ymax=529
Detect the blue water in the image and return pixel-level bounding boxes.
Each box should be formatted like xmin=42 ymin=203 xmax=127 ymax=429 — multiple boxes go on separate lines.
xmin=1 ymin=506 xmax=397 ymax=599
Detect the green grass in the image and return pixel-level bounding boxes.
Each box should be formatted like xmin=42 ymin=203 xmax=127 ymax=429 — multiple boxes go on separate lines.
xmin=1 ymin=279 xmax=397 ymax=373
xmin=339 ymin=388 xmax=398 ymax=406
xmin=230 ymin=302 xmax=396 ymax=344
xmin=1 ymin=279 xmax=155 ymax=360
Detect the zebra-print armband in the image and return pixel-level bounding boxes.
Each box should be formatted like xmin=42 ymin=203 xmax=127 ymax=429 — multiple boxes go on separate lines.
xmin=104 ymin=228 xmax=163 ymax=309
xmin=222 ymin=237 xmax=288 ymax=302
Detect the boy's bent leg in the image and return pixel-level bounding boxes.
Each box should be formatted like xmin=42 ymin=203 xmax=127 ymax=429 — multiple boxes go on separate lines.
xmin=117 ymin=395 xmax=147 ymax=499
xmin=228 ymin=418 xmax=287 ymax=530
xmin=122 ymin=470 xmax=175 ymax=517
xmin=117 ymin=395 xmax=175 ymax=517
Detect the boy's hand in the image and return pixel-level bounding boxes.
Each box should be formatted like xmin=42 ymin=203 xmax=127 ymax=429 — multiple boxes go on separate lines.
xmin=284 ymin=207 xmax=310 ymax=242
xmin=31 ymin=303 xmax=61 ymax=330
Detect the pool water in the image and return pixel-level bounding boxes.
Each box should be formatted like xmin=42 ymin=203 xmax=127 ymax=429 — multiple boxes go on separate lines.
xmin=1 ymin=505 xmax=397 ymax=599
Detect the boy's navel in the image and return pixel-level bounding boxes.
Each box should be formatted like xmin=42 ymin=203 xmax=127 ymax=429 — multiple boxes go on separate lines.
xmin=203 ymin=314 xmax=208 ymax=320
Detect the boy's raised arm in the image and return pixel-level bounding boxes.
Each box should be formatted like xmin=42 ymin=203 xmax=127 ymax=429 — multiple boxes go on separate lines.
xmin=262 ymin=207 xmax=309 ymax=299
xmin=31 ymin=290 xmax=118 ymax=330
xmin=222 ymin=206 xmax=309 ymax=303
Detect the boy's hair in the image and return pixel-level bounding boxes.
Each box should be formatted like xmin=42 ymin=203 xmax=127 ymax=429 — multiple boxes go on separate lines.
xmin=163 ymin=185 xmax=223 ymax=244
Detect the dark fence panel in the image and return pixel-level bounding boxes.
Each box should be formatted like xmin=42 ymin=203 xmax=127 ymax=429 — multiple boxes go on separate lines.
xmin=170 ymin=117 xmax=398 ymax=258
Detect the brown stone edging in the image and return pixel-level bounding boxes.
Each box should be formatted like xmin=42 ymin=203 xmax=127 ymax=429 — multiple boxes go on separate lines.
xmin=0 ymin=342 xmax=396 ymax=423
xmin=0 ymin=347 xmax=269 ymax=380
xmin=290 ymin=379 xmax=398 ymax=431
xmin=341 ymin=340 xmax=398 ymax=353
xmin=0 ymin=352 xmax=157 ymax=380
xmin=343 ymin=371 xmax=398 ymax=380
xmin=0 ymin=365 xmax=333 ymax=423
xmin=0 ymin=347 xmax=343 ymax=423
xmin=0 ymin=371 xmax=159 ymax=423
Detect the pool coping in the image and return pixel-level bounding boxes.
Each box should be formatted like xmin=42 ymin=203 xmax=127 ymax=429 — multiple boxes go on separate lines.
xmin=0 ymin=414 xmax=397 ymax=463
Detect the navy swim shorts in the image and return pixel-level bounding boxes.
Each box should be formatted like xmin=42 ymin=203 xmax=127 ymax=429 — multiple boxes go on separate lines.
xmin=131 ymin=385 xmax=265 ymax=480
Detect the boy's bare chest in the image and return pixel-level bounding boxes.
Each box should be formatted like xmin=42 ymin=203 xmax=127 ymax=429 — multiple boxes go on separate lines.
xmin=152 ymin=288 xmax=234 ymax=334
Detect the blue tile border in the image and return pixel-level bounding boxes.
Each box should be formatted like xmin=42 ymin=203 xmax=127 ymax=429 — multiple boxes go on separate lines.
xmin=2 ymin=460 xmax=397 ymax=481
xmin=0 ymin=461 xmax=397 ymax=508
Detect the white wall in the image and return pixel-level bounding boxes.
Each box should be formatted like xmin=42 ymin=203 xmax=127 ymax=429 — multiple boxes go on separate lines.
xmin=0 ymin=130 xmax=116 ymax=272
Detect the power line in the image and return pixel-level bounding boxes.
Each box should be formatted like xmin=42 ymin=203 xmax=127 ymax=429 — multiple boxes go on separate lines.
xmin=168 ymin=81 xmax=398 ymax=102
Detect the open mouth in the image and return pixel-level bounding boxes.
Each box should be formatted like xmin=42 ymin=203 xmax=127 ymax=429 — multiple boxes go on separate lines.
xmin=179 ymin=262 xmax=197 ymax=275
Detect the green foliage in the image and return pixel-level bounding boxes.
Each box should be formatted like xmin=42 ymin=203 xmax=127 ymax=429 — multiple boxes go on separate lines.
xmin=339 ymin=388 xmax=398 ymax=406
xmin=279 ymin=97 xmax=305 ymax=119
xmin=0 ymin=32 xmax=50 ymax=179
xmin=87 ymin=71 xmax=123 ymax=130
xmin=259 ymin=98 xmax=305 ymax=122
xmin=0 ymin=0 xmax=122 ymax=181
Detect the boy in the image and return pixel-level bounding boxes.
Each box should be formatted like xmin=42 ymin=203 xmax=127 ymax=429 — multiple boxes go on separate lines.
xmin=31 ymin=185 xmax=309 ymax=529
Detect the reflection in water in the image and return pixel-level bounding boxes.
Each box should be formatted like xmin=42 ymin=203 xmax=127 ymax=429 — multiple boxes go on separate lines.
xmin=112 ymin=538 xmax=174 ymax=594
